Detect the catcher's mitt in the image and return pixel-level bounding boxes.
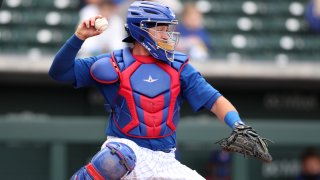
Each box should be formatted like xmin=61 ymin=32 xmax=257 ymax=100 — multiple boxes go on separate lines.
xmin=216 ymin=124 xmax=273 ymax=163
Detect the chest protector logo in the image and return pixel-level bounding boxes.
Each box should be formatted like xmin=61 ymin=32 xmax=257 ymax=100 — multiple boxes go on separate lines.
xmin=90 ymin=48 xmax=188 ymax=138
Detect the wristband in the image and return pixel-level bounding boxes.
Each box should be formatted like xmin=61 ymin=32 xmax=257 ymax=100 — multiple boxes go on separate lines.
xmin=224 ymin=111 xmax=244 ymax=129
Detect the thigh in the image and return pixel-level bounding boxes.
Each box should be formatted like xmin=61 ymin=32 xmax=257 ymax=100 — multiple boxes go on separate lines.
xmin=101 ymin=137 xmax=157 ymax=177
xmin=101 ymin=138 xmax=204 ymax=180
xmin=124 ymin=149 xmax=205 ymax=180
xmin=153 ymin=155 xmax=205 ymax=180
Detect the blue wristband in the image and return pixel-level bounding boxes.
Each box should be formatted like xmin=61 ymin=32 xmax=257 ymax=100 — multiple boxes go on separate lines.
xmin=224 ymin=111 xmax=244 ymax=129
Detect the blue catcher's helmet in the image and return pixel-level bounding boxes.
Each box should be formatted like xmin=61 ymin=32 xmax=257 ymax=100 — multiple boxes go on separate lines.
xmin=123 ymin=1 xmax=180 ymax=62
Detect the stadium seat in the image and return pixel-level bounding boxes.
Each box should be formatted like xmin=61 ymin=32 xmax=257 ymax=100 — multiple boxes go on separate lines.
xmin=0 ymin=0 xmax=79 ymax=55
xmin=191 ymin=0 xmax=316 ymax=61
xmin=1 ymin=0 xmax=318 ymax=60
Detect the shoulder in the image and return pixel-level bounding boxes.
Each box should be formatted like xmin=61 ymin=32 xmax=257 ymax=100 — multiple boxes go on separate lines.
xmin=90 ymin=52 xmax=120 ymax=84
xmin=174 ymin=51 xmax=188 ymax=62
xmin=171 ymin=51 xmax=189 ymax=71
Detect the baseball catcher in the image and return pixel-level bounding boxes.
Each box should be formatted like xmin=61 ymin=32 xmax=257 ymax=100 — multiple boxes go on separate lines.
xmin=49 ymin=1 xmax=272 ymax=179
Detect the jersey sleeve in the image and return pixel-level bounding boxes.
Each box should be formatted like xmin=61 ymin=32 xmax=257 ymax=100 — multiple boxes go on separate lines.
xmin=74 ymin=53 xmax=110 ymax=88
xmin=180 ymin=63 xmax=222 ymax=112
xmin=73 ymin=56 xmax=96 ymax=88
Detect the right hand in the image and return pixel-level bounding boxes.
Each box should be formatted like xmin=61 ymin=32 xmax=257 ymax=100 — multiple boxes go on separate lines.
xmin=75 ymin=15 xmax=105 ymax=40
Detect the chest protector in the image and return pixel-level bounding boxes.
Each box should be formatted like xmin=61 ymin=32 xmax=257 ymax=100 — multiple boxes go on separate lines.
xmin=91 ymin=47 xmax=188 ymax=138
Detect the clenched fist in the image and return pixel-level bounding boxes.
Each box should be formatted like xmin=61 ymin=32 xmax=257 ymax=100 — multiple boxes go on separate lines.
xmin=75 ymin=15 xmax=106 ymax=40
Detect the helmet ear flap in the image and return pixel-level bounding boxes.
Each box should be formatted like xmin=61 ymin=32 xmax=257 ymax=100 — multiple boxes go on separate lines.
xmin=138 ymin=35 xmax=144 ymax=42
xmin=124 ymin=23 xmax=130 ymax=34
xmin=123 ymin=24 xmax=135 ymax=43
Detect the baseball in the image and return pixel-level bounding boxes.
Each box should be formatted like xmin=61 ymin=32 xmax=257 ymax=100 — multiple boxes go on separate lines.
xmin=94 ymin=18 xmax=109 ymax=31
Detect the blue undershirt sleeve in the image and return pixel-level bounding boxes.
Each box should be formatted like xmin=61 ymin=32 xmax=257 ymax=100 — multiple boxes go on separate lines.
xmin=48 ymin=34 xmax=84 ymax=83
xmin=49 ymin=34 xmax=102 ymax=88
xmin=180 ymin=63 xmax=222 ymax=112
xmin=73 ymin=56 xmax=99 ymax=88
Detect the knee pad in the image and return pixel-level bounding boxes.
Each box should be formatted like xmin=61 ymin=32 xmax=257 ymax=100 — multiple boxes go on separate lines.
xmin=71 ymin=167 xmax=93 ymax=180
xmin=71 ymin=142 xmax=136 ymax=180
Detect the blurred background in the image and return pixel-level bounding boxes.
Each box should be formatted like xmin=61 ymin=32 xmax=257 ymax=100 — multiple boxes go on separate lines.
xmin=1 ymin=0 xmax=320 ymax=179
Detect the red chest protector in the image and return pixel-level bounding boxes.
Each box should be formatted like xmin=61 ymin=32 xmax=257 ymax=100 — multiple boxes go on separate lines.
xmin=91 ymin=48 xmax=188 ymax=138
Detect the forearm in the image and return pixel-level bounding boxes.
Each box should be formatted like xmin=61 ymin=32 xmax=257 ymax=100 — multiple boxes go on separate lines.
xmin=210 ymin=96 xmax=243 ymax=128
xmin=48 ymin=34 xmax=84 ymax=83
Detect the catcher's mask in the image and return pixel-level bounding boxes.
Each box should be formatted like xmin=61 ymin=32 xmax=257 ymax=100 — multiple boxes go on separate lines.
xmin=141 ymin=20 xmax=180 ymax=61
xmin=123 ymin=1 xmax=180 ymax=62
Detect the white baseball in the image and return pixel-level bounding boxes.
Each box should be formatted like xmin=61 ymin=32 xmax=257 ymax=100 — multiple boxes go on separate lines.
xmin=94 ymin=18 xmax=108 ymax=31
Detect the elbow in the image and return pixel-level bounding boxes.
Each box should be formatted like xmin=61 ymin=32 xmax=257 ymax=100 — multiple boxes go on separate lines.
xmin=48 ymin=70 xmax=74 ymax=83
xmin=48 ymin=65 xmax=74 ymax=83
xmin=48 ymin=63 xmax=57 ymax=79
xmin=48 ymin=61 xmax=61 ymax=81
xmin=48 ymin=56 xmax=75 ymax=83
xmin=48 ymin=67 xmax=58 ymax=81
xmin=48 ymin=68 xmax=63 ymax=82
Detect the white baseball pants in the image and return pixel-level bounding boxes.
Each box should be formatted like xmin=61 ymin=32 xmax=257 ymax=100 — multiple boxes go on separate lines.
xmin=101 ymin=136 xmax=205 ymax=180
